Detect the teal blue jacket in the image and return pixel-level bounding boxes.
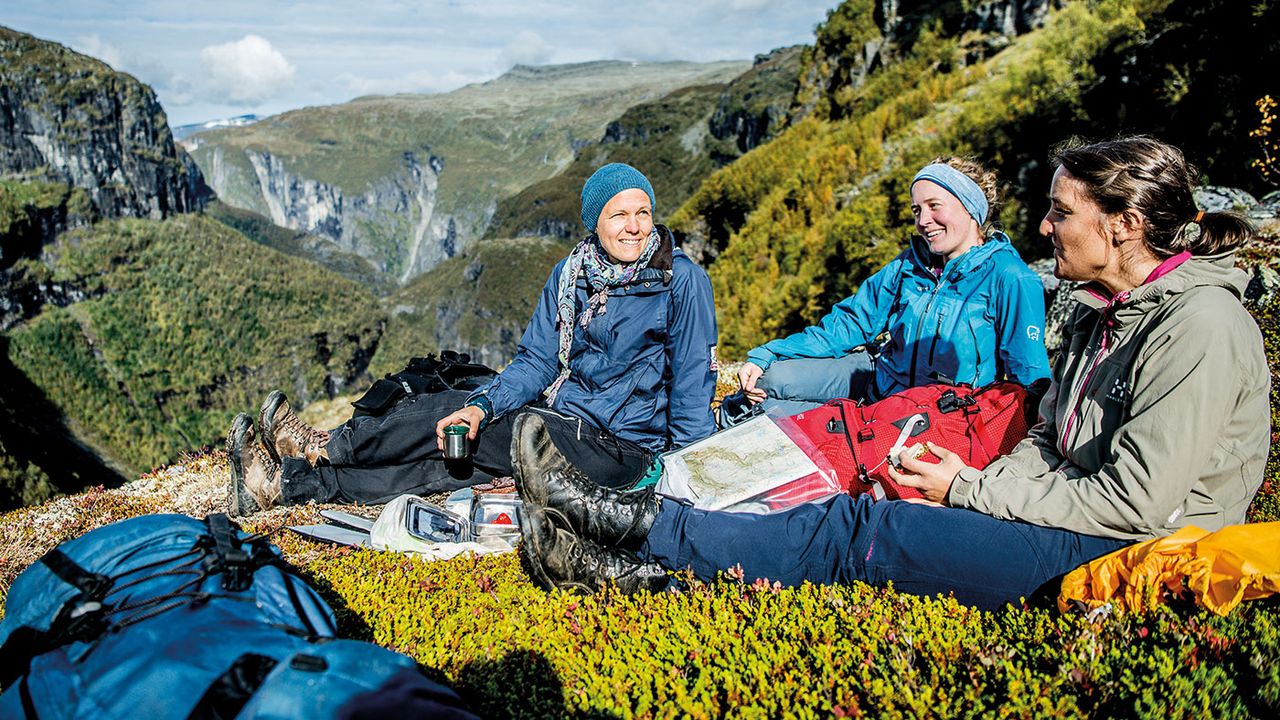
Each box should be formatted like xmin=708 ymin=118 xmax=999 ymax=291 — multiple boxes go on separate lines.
xmin=747 ymin=232 xmax=1050 ymax=398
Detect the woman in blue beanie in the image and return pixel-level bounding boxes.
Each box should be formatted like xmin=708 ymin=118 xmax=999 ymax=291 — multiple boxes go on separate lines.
xmin=736 ymin=157 xmax=1051 ymax=415
xmin=225 ymin=163 xmax=720 ymax=512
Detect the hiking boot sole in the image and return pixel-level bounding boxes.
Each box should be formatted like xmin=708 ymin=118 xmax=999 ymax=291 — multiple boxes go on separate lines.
xmin=257 ymin=390 xmax=288 ymax=464
xmin=226 ymin=413 xmax=262 ymax=516
xmin=517 ymin=501 xmax=560 ymax=592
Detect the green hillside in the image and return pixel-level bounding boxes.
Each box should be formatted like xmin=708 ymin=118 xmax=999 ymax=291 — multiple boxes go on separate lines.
xmin=672 ymin=0 xmax=1278 ymax=357
xmin=372 ymin=236 xmax=574 ymax=374
xmin=3 ymin=213 xmax=384 ymax=480
xmin=201 ymin=200 xmax=389 ymax=293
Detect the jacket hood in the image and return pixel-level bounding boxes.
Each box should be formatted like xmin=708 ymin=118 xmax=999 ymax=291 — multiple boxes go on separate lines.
xmin=1074 ymin=251 xmax=1248 ymax=314
xmin=907 ymin=230 xmax=1021 ymax=279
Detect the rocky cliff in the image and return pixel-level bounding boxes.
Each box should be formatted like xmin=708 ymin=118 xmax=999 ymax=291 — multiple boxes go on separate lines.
xmin=0 ymin=27 xmax=207 ymax=238
xmin=197 ymin=146 xmax=454 ymax=282
xmin=791 ymin=0 xmax=1060 ymax=121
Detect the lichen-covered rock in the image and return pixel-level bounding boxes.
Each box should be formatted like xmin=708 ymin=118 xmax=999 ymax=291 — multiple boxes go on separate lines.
xmin=1196 ymin=186 xmax=1260 ymax=214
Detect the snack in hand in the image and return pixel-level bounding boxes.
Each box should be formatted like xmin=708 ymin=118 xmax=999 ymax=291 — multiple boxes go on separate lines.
xmin=888 ymin=442 xmax=929 ymax=470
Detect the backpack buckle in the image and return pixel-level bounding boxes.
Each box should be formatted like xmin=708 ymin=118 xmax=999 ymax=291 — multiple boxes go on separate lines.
xmin=936 ymin=390 xmax=976 ymax=414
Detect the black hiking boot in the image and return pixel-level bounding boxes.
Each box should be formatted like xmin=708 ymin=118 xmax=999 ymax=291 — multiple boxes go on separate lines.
xmin=226 ymin=413 xmax=283 ymax=515
xmin=513 ymin=412 xmax=660 ymax=550
xmin=259 ymin=390 xmax=330 ymax=465
xmin=519 ymin=499 xmax=669 ymax=595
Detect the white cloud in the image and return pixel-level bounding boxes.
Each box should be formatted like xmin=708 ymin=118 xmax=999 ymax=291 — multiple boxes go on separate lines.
xmin=500 ymin=30 xmax=553 ymax=67
xmin=73 ymin=34 xmax=124 ymax=69
xmin=199 ymin=35 xmax=296 ymax=105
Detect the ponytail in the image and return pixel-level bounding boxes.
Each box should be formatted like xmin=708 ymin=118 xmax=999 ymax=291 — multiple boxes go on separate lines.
xmin=1183 ymin=210 xmax=1255 ymax=256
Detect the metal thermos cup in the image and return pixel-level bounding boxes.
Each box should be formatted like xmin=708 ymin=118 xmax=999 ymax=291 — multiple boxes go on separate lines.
xmin=443 ymin=425 xmax=469 ymax=460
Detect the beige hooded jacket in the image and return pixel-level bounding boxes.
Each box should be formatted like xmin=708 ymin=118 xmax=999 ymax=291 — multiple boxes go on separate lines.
xmin=948 ymin=253 xmax=1270 ymax=541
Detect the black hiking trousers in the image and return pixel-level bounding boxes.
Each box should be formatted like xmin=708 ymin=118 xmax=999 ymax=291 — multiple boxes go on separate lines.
xmin=279 ymin=390 xmax=652 ymax=505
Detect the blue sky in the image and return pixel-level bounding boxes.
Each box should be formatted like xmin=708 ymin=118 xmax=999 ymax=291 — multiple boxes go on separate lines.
xmin=3 ymin=1 xmax=836 ymax=126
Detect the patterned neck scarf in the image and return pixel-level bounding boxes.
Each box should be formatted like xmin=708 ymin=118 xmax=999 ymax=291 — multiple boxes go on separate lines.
xmin=545 ymin=227 xmax=661 ymax=403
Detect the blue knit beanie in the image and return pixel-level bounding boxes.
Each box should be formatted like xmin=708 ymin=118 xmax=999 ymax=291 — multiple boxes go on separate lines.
xmin=580 ymin=163 xmax=656 ymax=232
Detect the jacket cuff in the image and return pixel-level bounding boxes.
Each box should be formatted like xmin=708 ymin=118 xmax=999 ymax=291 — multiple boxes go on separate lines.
xmin=947 ymin=465 xmax=985 ymax=508
xmin=745 ymin=347 xmax=776 ymax=371
xmin=464 ymin=393 xmax=494 ymax=431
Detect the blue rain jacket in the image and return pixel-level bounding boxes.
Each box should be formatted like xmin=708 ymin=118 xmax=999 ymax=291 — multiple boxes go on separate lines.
xmin=747 ymin=232 xmax=1050 ymax=398
xmin=475 ymin=227 xmax=718 ymax=451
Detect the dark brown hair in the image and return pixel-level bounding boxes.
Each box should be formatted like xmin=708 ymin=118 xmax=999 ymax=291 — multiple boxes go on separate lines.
xmin=1050 ymin=136 xmax=1254 ymax=257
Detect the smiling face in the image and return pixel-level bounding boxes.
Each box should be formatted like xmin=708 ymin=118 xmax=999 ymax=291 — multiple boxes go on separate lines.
xmin=1040 ymin=166 xmax=1117 ymax=287
xmin=596 ymin=188 xmax=654 ymax=263
xmin=910 ymin=180 xmax=983 ymax=261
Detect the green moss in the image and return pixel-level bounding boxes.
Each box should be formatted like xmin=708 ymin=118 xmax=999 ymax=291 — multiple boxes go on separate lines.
xmin=253 ymin=533 xmax=1279 ymax=719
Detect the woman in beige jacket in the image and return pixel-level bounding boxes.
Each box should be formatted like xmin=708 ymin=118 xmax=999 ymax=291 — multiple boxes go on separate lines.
xmin=511 ymin=136 xmax=1270 ymax=610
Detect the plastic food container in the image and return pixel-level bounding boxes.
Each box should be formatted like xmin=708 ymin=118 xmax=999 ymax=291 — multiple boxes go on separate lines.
xmin=470 ymin=494 xmax=523 ymax=549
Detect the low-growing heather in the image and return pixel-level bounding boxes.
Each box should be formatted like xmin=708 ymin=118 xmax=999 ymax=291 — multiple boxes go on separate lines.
xmin=266 ymin=533 xmax=1279 ymax=719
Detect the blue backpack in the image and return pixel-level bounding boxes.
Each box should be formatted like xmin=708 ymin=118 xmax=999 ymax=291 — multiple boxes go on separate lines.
xmin=0 ymin=513 xmax=478 ymax=719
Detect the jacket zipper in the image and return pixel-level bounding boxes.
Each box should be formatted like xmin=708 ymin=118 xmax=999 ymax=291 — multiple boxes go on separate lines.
xmin=909 ymin=274 xmax=948 ymax=387
xmin=1058 ymin=292 xmax=1128 ymax=455
xmin=927 ymin=306 xmax=946 ymax=366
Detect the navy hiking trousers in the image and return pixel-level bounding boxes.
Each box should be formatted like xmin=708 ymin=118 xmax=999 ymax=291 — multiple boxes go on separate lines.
xmin=640 ymin=494 xmax=1129 ymax=610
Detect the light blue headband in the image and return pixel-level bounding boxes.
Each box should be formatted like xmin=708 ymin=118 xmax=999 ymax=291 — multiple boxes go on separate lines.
xmin=911 ymin=163 xmax=989 ymax=225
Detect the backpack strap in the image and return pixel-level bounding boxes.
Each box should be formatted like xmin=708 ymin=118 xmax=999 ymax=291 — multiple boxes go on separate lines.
xmin=206 ymin=513 xmax=253 ymax=592
xmin=41 ymin=547 xmax=113 ymax=597
xmin=0 ymin=548 xmax=115 ymax=687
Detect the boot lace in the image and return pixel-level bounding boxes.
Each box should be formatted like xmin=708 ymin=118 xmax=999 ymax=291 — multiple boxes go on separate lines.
xmin=279 ymin=407 xmax=330 ymax=457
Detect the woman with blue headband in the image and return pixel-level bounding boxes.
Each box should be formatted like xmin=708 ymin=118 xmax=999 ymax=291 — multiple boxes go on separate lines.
xmin=736 ymin=157 xmax=1051 ymax=414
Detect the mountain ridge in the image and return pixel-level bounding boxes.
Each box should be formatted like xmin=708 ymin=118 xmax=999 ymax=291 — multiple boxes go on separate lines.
xmin=186 ymin=58 xmax=751 ymax=283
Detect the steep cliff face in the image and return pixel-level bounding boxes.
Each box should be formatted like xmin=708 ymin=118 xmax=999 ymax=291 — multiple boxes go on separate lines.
xmin=237 ymin=148 xmax=459 ymax=281
xmin=0 ymin=27 xmax=207 ymax=227
xmin=708 ymin=46 xmax=806 ymax=158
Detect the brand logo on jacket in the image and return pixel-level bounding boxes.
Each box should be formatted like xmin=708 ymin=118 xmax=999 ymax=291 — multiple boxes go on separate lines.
xmin=709 ymin=344 xmax=720 ymax=372
xmin=1105 ymin=377 xmax=1130 ymax=404
xmin=1026 ymin=325 xmax=1041 ymax=342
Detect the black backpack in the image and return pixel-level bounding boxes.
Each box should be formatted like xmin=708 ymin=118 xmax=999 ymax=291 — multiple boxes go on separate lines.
xmin=351 ymin=350 xmax=498 ymax=417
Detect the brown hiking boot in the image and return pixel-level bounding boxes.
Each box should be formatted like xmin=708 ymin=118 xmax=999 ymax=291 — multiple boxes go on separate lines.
xmin=226 ymin=413 xmax=282 ymax=515
xmin=258 ymin=390 xmax=330 ymax=466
